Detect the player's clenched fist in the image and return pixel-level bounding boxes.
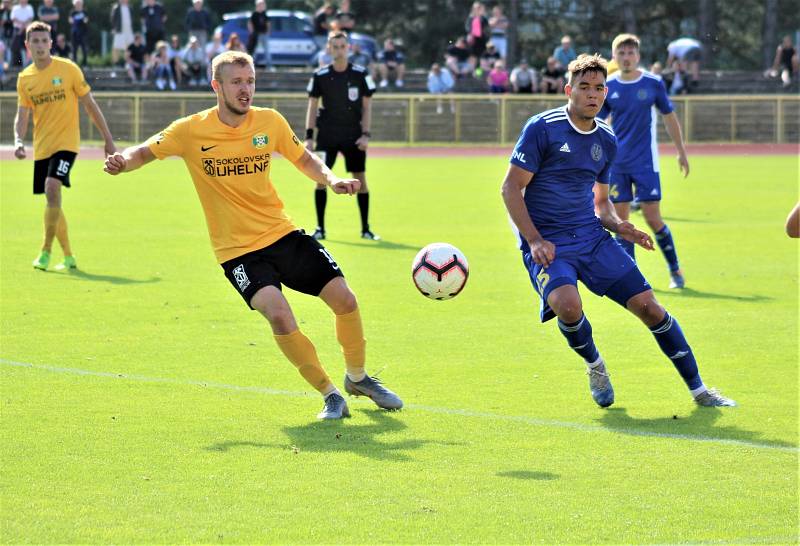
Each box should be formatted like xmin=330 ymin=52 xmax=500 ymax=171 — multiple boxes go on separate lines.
xmin=530 ymin=237 xmax=556 ymax=267
xmin=330 ymin=178 xmax=361 ymax=195
xmin=104 ymin=153 xmax=127 ymax=175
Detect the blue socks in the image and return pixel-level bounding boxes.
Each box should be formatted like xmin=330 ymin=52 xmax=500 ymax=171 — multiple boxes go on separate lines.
xmin=650 ymin=312 xmax=703 ymax=390
xmin=558 ymin=314 xmax=600 ymax=363
xmin=655 ymin=224 xmax=680 ymax=272
xmin=615 ymin=236 xmax=635 ymax=260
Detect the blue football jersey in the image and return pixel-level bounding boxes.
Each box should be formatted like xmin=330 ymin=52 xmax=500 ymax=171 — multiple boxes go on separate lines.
xmin=509 ymin=106 xmax=617 ymax=247
xmin=599 ymin=70 xmax=673 ymax=173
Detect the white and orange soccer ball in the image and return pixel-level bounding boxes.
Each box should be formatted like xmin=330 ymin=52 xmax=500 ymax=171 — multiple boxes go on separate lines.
xmin=412 ymin=243 xmax=469 ymax=300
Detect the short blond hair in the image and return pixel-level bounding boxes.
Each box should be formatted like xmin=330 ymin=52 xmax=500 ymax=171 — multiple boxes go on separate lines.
xmin=25 ymin=21 xmax=51 ymax=41
xmin=612 ymin=33 xmax=640 ymax=52
xmin=212 ymin=50 xmax=255 ymax=81
xmin=327 ymin=30 xmax=348 ymax=43
xmin=567 ymin=53 xmax=608 ymax=84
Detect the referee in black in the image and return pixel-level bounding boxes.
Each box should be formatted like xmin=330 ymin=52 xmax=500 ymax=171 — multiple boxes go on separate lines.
xmin=305 ymin=31 xmax=379 ymax=241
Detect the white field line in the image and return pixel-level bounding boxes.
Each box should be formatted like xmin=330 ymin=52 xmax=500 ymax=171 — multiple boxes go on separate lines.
xmin=2 ymin=358 xmax=797 ymax=454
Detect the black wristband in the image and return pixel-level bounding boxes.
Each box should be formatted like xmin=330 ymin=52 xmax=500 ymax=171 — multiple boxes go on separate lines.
xmin=305 ymin=128 xmax=314 ymax=140
xmin=361 ymin=131 xmax=371 ymax=138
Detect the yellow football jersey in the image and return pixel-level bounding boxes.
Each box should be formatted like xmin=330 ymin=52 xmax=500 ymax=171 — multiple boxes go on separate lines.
xmin=16 ymin=56 xmax=91 ymax=160
xmin=147 ymin=106 xmax=307 ymax=263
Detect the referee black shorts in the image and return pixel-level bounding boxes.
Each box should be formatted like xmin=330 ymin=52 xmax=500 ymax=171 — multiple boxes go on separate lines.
xmin=33 ymin=150 xmax=77 ymax=194
xmin=316 ymin=130 xmax=366 ymax=173
xmin=221 ymin=230 xmax=345 ymax=309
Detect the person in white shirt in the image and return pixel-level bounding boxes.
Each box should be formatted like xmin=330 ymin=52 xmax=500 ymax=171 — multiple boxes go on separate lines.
xmin=666 ymin=37 xmax=702 ymax=90
xmin=510 ymin=59 xmax=538 ymax=93
xmin=111 ymin=0 xmax=134 ymax=67
xmin=10 ymin=0 xmax=34 ymax=66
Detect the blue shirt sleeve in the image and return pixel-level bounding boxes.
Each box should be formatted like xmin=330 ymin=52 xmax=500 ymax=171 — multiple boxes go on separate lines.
xmin=597 ymin=135 xmax=617 ymax=184
xmin=509 ymin=118 xmax=546 ymax=173
xmin=654 ymin=78 xmax=674 ymax=115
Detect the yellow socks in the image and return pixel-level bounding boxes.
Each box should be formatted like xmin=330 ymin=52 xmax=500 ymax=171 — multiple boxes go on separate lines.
xmin=336 ymin=308 xmax=366 ymax=382
xmin=274 ymin=329 xmax=335 ymax=395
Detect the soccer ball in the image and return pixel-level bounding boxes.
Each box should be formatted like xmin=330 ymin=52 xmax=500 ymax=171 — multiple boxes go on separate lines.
xmin=412 ymin=243 xmax=469 ymax=300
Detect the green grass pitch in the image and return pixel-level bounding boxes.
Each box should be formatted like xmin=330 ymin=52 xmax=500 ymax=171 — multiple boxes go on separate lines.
xmin=1 ymin=153 xmax=797 ymax=544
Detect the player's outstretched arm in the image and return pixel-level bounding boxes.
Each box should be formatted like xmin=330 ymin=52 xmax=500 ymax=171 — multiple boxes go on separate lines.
xmin=79 ymin=93 xmax=116 ymax=156
xmin=13 ymin=106 xmax=30 ymax=159
xmin=104 ymin=143 xmax=156 ymax=175
xmin=594 ymin=182 xmax=654 ymax=250
xmin=293 ymin=148 xmax=360 ymax=195
xmin=501 ymin=164 xmax=555 ymax=266
xmin=662 ymin=112 xmax=689 ymax=177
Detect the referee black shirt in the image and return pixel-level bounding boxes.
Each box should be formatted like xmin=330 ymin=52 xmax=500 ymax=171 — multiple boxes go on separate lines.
xmin=307 ymin=63 xmax=376 ymax=130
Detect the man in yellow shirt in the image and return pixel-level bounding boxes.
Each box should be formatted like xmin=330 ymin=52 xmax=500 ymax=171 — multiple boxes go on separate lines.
xmin=14 ymin=21 xmax=115 ymax=271
xmin=104 ymin=51 xmax=402 ymax=420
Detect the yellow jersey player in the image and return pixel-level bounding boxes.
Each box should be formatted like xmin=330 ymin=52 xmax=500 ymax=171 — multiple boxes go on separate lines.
xmin=104 ymin=51 xmax=402 ymax=420
xmin=14 ymin=21 xmax=115 ymax=271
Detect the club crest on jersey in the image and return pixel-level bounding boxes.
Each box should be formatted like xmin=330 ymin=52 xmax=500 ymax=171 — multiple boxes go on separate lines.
xmin=252 ymin=134 xmax=268 ymax=148
xmin=348 ymin=86 xmax=359 ymax=101
xmin=637 ymin=89 xmax=648 ymax=100
xmin=203 ymin=158 xmax=215 ymax=176
xmin=591 ymin=143 xmax=602 ymax=162
xmin=52 ymin=77 xmax=62 ymax=86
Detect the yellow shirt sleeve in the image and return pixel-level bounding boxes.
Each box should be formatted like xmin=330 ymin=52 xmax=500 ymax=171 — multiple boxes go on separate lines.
xmin=274 ymin=111 xmax=305 ymax=163
xmin=71 ymin=63 xmax=91 ymax=98
xmin=147 ymin=117 xmax=188 ymax=159
xmin=16 ymin=75 xmax=32 ymax=109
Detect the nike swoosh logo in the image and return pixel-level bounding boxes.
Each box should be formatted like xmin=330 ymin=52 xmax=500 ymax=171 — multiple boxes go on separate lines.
xmin=201 ymin=145 xmax=217 ymax=152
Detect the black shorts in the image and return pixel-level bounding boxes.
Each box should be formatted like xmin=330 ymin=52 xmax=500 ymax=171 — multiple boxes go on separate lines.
xmin=316 ymin=130 xmax=366 ymax=173
xmin=33 ymin=150 xmax=77 ymax=194
xmin=221 ymin=230 xmax=344 ymax=309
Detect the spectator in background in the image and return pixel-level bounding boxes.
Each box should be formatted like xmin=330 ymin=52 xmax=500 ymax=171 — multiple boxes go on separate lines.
xmin=168 ymin=34 xmax=184 ymax=86
xmin=181 ymin=35 xmax=206 ymax=85
xmin=666 ymin=37 xmax=702 ymax=91
xmin=37 ymin=0 xmax=59 ymax=41
xmin=10 ymin=0 xmax=34 ymax=67
xmin=149 ymin=39 xmax=176 ymax=90
xmin=313 ymin=3 xmax=335 ymax=49
xmin=769 ymin=35 xmax=798 ymax=88
xmin=53 ymin=32 xmax=71 ymax=58
xmin=348 ymin=40 xmax=372 ymax=76
xmin=141 ymin=0 xmax=167 ymax=53
xmin=480 ymin=41 xmax=501 ymax=72
xmin=69 ymin=0 xmax=89 ymax=67
xmin=376 ymin=38 xmax=405 ymax=88
xmin=126 ymin=32 xmax=149 ymax=83
xmin=427 ymin=62 xmax=455 ymax=114
xmin=247 ymin=0 xmax=271 ymax=69
xmin=446 ymin=36 xmax=475 ymax=78
xmin=206 ymin=29 xmax=225 ymax=62
xmin=510 ymin=59 xmax=537 ymax=93
xmin=465 ymin=2 xmax=489 ymax=61
xmin=185 ymin=0 xmax=212 ymax=49
xmin=335 ymin=0 xmax=355 ymax=31
xmin=553 ymin=35 xmax=576 ymax=70
xmin=488 ymin=4 xmax=508 ymax=58
xmin=650 ymin=61 xmax=663 ymax=76
xmin=110 ymin=0 xmax=135 ymax=68
xmin=225 ymin=32 xmax=246 ymax=53
xmin=486 ymin=59 xmax=508 ymax=93
xmin=540 ymin=56 xmax=564 ymax=93
xmin=665 ymin=59 xmax=687 ymax=95
xmin=1 ymin=0 xmax=12 ymax=66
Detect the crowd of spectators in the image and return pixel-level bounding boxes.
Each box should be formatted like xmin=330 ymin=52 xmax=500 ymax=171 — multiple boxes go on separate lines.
xmin=0 ymin=0 xmax=796 ymax=94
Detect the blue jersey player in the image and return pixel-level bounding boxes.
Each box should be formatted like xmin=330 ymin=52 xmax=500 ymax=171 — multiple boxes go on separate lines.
xmin=500 ymin=54 xmax=735 ymax=408
xmin=599 ymin=34 xmax=690 ymax=289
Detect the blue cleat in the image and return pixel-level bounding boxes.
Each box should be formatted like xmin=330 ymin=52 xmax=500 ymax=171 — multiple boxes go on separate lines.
xmin=317 ymin=393 xmax=350 ymax=419
xmin=344 ymin=374 xmax=403 ymax=410
xmin=669 ymin=271 xmax=685 ymax=289
xmin=587 ymin=361 xmax=615 ymax=408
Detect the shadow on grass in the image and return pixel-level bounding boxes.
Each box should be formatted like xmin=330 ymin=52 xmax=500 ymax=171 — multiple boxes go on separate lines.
xmin=596 ymin=406 xmax=796 ymax=450
xmin=653 ymin=287 xmax=772 ymax=302
xmin=323 ymin=238 xmax=421 ymax=251
xmin=496 ymin=470 xmax=560 ymax=481
xmin=207 ymin=409 xmax=458 ymax=461
xmin=55 ymin=269 xmax=162 ymax=285
xmin=660 ymin=215 xmax=712 ymax=224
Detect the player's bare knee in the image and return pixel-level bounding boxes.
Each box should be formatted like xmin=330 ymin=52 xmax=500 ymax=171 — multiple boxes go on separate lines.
xmin=550 ymin=294 xmax=583 ymax=323
xmin=323 ymin=282 xmax=358 ymax=315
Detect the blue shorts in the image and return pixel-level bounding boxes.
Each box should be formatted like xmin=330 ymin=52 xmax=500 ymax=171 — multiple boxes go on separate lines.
xmin=522 ymin=230 xmax=651 ymax=322
xmin=610 ymin=171 xmax=662 ymax=203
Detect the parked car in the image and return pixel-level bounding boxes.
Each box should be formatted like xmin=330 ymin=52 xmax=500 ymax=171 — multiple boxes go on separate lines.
xmin=215 ymin=10 xmax=319 ymax=66
xmin=310 ymin=32 xmax=378 ymax=67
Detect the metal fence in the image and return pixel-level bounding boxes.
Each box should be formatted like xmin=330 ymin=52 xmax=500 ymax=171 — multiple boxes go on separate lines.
xmin=1 ymin=92 xmax=798 ymax=145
